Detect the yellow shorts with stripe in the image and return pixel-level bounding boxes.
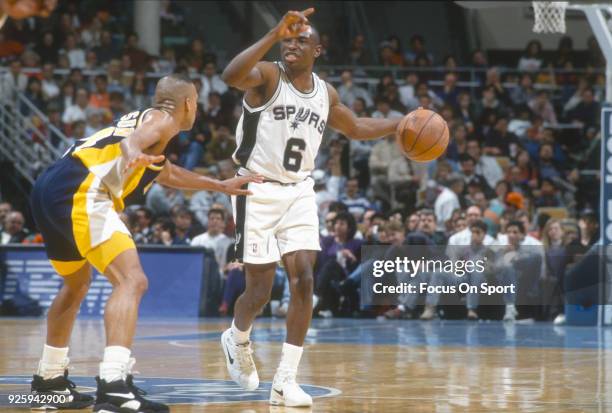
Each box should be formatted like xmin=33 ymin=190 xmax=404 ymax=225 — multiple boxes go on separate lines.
xmin=30 ymin=157 xmax=135 ymax=276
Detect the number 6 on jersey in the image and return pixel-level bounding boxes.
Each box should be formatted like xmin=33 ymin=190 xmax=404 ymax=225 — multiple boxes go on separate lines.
xmin=283 ymin=137 xmax=306 ymax=172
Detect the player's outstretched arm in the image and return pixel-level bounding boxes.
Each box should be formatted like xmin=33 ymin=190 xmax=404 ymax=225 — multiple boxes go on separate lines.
xmin=155 ymin=162 xmax=263 ymax=196
xmin=326 ymin=83 xmax=400 ymax=141
xmin=221 ymin=8 xmax=314 ymax=90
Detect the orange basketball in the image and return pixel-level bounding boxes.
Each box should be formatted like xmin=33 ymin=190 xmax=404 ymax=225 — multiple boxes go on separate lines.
xmin=396 ymin=107 xmax=450 ymax=162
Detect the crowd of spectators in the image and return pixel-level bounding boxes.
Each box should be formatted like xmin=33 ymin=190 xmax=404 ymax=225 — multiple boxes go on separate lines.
xmin=0 ymin=2 xmax=607 ymax=324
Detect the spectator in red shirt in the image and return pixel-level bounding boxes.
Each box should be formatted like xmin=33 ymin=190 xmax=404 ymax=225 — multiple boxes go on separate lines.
xmin=123 ymin=32 xmax=150 ymax=72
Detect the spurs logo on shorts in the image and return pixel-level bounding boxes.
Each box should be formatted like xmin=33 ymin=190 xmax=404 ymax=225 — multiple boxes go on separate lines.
xmin=231 ymin=62 xmax=328 ymax=264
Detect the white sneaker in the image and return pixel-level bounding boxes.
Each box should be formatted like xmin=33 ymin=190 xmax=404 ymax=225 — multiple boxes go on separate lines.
xmin=504 ymin=304 xmax=517 ymax=322
xmin=318 ymin=310 xmax=333 ymax=318
xmin=221 ymin=328 xmax=259 ymax=390
xmin=554 ymin=314 xmax=566 ymax=325
xmin=269 ymin=369 xmax=312 ymax=407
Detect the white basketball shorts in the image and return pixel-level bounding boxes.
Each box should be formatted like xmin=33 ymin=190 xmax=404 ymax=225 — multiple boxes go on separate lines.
xmin=231 ymin=177 xmax=321 ymax=264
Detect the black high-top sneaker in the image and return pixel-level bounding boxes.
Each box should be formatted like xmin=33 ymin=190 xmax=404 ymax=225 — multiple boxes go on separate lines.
xmin=126 ymin=374 xmax=169 ymax=413
xmin=93 ymin=376 xmax=169 ymax=413
xmin=30 ymin=370 xmax=95 ymax=410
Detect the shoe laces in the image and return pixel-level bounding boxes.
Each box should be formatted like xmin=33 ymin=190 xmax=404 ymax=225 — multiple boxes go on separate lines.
xmin=58 ymin=370 xmax=77 ymax=390
xmin=126 ymin=374 xmax=147 ymax=396
xmin=275 ymin=367 xmax=297 ymax=387
xmin=126 ymin=357 xmax=140 ymax=376
xmin=125 ymin=358 xmax=147 ymax=396
xmin=235 ymin=342 xmax=256 ymax=372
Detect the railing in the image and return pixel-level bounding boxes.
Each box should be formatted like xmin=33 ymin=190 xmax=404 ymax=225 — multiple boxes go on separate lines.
xmin=0 ymin=65 xmax=605 ymax=110
xmin=4 ymin=65 xmax=605 ymax=84
xmin=0 ymin=86 xmax=71 ymax=184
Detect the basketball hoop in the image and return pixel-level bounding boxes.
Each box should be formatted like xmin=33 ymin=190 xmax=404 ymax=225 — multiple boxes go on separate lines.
xmin=532 ymin=1 xmax=569 ymax=33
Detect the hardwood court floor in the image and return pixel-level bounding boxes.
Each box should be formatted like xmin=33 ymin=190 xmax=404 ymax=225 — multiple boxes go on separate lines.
xmin=1 ymin=318 xmax=612 ymax=412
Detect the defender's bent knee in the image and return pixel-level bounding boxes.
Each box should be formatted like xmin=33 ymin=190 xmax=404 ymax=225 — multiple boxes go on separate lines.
xmin=68 ymin=280 xmax=91 ymax=301
xmin=121 ymin=271 xmax=149 ymax=296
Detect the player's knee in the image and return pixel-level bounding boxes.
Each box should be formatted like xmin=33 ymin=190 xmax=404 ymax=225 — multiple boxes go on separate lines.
xmin=247 ymin=288 xmax=271 ymax=310
xmin=290 ymin=272 xmax=314 ymax=299
xmin=72 ymin=279 xmax=91 ymax=300
xmin=64 ymin=276 xmax=91 ymax=301
xmin=125 ymin=271 xmax=149 ymax=295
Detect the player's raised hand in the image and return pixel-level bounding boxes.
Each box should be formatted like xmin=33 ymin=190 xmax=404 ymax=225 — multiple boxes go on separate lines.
xmin=123 ymin=152 xmax=165 ymax=173
xmin=1 ymin=0 xmax=57 ymax=19
xmin=274 ymin=8 xmax=315 ymax=39
xmin=220 ymin=175 xmax=265 ymax=195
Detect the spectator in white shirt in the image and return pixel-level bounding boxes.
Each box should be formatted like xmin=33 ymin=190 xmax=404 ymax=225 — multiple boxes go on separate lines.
xmin=191 ymin=208 xmax=234 ymax=278
xmin=404 ymin=82 xmax=444 ymax=110
xmin=371 ymin=96 xmax=403 ymax=120
xmin=80 ymin=15 xmax=103 ymax=48
xmin=369 ymin=98 xmax=404 ymax=203
xmin=517 ymin=40 xmax=544 ymax=72
xmin=313 ymin=168 xmax=343 ymax=229
xmin=434 ymin=175 xmax=463 ymax=231
xmin=84 ymin=108 xmax=105 ymax=137
xmin=40 ymin=63 xmax=60 ymax=101
xmin=62 ymin=87 xmax=90 ymax=124
xmin=1 ymin=59 xmax=27 ymax=101
xmin=62 ymin=33 xmax=86 ymax=69
xmin=146 ymin=183 xmax=185 ymax=216
xmin=199 ymin=61 xmax=228 ymax=110
xmin=448 ymin=205 xmax=496 ymax=246
xmin=528 ymin=90 xmax=558 ymax=126
xmin=337 ymin=69 xmax=373 ymax=108
xmin=399 ymin=72 xmax=419 ymax=108
xmin=153 ymin=47 xmax=176 ymax=74
xmin=340 ymin=177 xmax=372 ymax=222
xmin=466 ymin=138 xmax=503 ymax=190
xmin=189 ymin=190 xmax=232 ymax=228
xmin=189 ymin=160 xmax=234 ymax=227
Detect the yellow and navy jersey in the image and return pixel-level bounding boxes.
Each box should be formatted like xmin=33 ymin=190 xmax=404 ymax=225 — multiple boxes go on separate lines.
xmin=65 ymin=108 xmax=166 ymax=211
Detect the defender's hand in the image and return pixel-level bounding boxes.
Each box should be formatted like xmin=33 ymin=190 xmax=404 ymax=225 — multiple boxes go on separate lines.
xmin=124 ymin=152 xmax=165 ymax=173
xmin=221 ymin=175 xmax=264 ymax=195
xmin=274 ymin=8 xmax=314 ymax=40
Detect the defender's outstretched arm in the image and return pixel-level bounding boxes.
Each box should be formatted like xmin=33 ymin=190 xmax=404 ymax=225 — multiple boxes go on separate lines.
xmin=156 ymin=162 xmax=262 ymax=196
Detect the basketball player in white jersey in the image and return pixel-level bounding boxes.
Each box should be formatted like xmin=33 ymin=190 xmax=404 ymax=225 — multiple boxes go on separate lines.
xmin=220 ymin=8 xmax=402 ymax=407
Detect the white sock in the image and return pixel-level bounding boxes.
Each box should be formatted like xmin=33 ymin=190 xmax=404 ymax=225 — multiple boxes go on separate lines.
xmin=277 ymin=342 xmax=303 ymax=376
xmin=37 ymin=344 xmax=69 ymax=380
xmin=99 ymin=346 xmax=131 ymax=383
xmin=231 ymin=320 xmax=251 ymax=344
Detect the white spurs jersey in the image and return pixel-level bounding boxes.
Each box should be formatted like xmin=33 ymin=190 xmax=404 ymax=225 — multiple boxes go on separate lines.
xmin=232 ymin=62 xmax=329 ymax=183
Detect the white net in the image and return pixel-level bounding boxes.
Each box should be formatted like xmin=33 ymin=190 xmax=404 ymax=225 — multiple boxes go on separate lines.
xmin=532 ymin=1 xmax=568 ymax=33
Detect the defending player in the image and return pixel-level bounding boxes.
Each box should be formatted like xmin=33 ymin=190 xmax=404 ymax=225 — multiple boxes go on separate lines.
xmin=29 ymin=74 xmax=261 ymax=412
xmin=220 ymin=8 xmax=403 ymax=407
